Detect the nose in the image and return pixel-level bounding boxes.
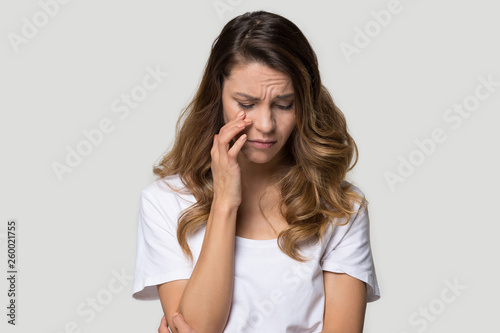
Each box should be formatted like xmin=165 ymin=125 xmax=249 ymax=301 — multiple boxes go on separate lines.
xmin=248 ymin=105 xmax=275 ymax=134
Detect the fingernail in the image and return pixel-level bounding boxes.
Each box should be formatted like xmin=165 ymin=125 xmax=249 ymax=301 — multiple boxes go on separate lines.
xmin=244 ymin=118 xmax=252 ymax=123
xmin=237 ymin=111 xmax=244 ymax=117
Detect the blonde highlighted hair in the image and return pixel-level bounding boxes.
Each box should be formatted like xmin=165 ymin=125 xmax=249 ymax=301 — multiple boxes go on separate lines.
xmin=153 ymin=10 xmax=367 ymax=263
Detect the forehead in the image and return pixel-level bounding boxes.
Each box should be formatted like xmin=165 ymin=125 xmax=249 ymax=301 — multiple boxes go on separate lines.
xmin=224 ymin=62 xmax=293 ymax=92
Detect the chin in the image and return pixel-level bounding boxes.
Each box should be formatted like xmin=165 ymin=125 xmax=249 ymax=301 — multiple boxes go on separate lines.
xmin=240 ymin=148 xmax=283 ymax=165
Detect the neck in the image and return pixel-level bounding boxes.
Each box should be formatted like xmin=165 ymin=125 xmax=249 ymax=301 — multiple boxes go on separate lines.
xmin=237 ymin=150 xmax=291 ymax=193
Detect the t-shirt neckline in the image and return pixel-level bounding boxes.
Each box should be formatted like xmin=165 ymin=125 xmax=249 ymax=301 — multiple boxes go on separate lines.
xmin=235 ymin=235 xmax=278 ymax=247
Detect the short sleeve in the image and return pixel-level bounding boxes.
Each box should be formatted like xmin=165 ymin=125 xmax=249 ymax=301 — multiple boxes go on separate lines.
xmin=132 ymin=190 xmax=193 ymax=301
xmin=320 ymin=199 xmax=380 ymax=302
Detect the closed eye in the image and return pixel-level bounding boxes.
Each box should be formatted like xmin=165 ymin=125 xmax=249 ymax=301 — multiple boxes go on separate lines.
xmin=277 ymin=103 xmax=294 ymax=110
xmin=237 ymin=102 xmax=254 ymax=110
xmin=237 ymin=102 xmax=294 ymax=111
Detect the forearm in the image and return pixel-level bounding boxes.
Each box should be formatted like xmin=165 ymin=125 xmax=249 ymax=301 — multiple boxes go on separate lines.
xmin=177 ymin=200 xmax=237 ymax=333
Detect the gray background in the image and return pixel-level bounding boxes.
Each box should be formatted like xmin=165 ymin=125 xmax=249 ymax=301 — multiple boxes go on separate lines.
xmin=1 ymin=0 xmax=499 ymax=332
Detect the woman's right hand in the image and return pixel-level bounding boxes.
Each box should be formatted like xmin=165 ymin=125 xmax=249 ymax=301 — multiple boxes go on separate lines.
xmin=210 ymin=110 xmax=252 ymax=209
xmin=158 ymin=313 xmax=199 ymax=333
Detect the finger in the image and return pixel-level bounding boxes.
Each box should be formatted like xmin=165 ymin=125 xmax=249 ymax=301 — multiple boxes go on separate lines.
xmin=218 ymin=112 xmax=251 ymax=139
xmin=211 ymin=134 xmax=217 ymax=154
xmin=217 ymin=121 xmax=251 ymax=149
xmin=158 ymin=314 xmax=168 ymax=333
xmin=227 ymin=133 xmax=247 ymax=158
xmin=213 ymin=134 xmax=219 ymax=148
xmin=172 ymin=313 xmax=193 ymax=332
xmin=232 ymin=110 xmax=247 ymax=123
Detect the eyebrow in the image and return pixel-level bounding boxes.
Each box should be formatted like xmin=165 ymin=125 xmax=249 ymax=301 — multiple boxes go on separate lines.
xmin=234 ymin=92 xmax=295 ymax=101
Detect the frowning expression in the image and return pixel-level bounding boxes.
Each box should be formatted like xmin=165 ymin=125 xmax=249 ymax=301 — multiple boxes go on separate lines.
xmin=221 ymin=62 xmax=297 ymax=165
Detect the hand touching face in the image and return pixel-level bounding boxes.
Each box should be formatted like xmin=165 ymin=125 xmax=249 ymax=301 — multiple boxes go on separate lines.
xmin=221 ymin=62 xmax=296 ymax=167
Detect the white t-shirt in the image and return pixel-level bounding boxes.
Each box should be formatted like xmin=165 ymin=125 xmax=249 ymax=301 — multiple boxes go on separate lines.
xmin=132 ymin=174 xmax=380 ymax=332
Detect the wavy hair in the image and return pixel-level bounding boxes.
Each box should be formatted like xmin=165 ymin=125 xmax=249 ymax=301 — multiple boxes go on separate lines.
xmin=153 ymin=10 xmax=367 ymax=263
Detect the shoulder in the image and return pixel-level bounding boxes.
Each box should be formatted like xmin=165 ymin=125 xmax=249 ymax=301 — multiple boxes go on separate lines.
xmin=140 ymin=174 xmax=196 ymax=212
xmin=340 ymin=179 xmax=367 ymax=211
xmin=341 ymin=179 xmax=366 ymax=198
xmin=320 ymin=181 xmax=372 ymax=255
xmin=323 ymin=180 xmax=369 ymax=238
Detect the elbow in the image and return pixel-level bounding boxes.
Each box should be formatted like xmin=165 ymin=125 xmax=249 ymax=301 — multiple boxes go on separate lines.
xmin=174 ymin=310 xmax=226 ymax=333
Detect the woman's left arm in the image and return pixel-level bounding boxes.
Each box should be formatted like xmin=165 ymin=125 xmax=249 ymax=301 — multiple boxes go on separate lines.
xmin=158 ymin=313 xmax=199 ymax=333
xmin=159 ymin=273 xmax=366 ymax=333
xmin=321 ymin=271 xmax=367 ymax=333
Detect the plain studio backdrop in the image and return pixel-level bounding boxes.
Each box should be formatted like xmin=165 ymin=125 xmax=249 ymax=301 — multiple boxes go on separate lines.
xmin=1 ymin=0 xmax=499 ymax=332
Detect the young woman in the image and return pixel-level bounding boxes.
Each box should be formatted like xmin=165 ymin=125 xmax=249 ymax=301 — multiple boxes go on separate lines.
xmin=132 ymin=10 xmax=380 ymax=333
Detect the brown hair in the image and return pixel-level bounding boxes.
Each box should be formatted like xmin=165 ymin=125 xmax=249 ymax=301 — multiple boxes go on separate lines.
xmin=153 ymin=10 xmax=367 ymax=263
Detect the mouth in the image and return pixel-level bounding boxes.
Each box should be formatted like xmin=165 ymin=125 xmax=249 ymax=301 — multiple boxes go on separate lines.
xmin=247 ymin=139 xmax=277 ymax=144
xmin=247 ymin=140 xmax=277 ymax=149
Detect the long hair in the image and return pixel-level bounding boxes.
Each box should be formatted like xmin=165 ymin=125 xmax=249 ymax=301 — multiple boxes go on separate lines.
xmin=153 ymin=10 xmax=367 ymax=263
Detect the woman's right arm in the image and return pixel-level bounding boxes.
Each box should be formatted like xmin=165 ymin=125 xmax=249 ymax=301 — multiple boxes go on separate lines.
xmin=157 ymin=111 xmax=252 ymax=333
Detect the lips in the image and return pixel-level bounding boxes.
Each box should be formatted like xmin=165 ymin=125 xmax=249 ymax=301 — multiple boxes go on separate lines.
xmin=248 ymin=140 xmax=277 ymax=143
xmin=247 ymin=140 xmax=277 ymax=149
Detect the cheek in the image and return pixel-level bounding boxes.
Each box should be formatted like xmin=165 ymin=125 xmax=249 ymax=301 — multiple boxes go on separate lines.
xmin=283 ymin=115 xmax=297 ymax=135
xmin=222 ymin=96 xmax=231 ymax=124
xmin=222 ymin=101 xmax=238 ymax=124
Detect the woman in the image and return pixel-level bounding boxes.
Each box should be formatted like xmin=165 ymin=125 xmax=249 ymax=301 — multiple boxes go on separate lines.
xmin=132 ymin=10 xmax=380 ymax=333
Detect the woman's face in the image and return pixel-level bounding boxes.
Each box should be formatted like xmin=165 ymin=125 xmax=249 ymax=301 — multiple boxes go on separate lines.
xmin=221 ymin=62 xmax=297 ymax=166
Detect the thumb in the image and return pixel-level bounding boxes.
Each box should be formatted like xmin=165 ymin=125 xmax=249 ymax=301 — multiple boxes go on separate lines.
xmin=172 ymin=312 xmax=189 ymax=329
